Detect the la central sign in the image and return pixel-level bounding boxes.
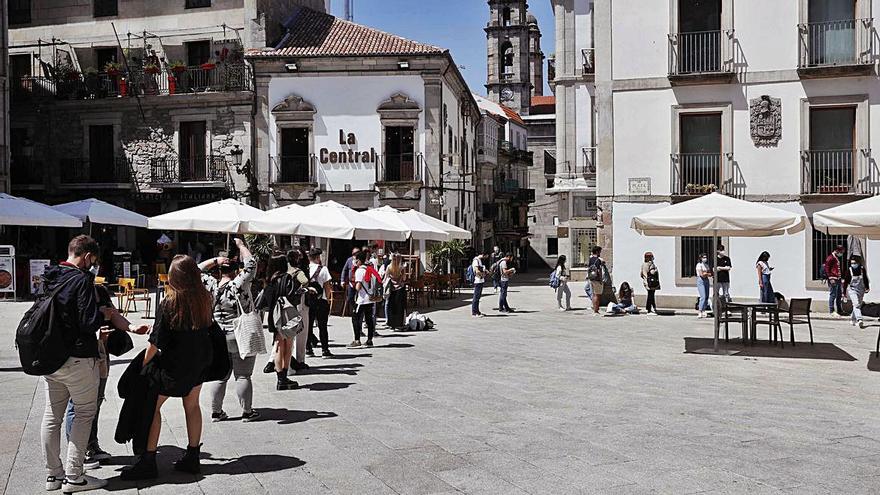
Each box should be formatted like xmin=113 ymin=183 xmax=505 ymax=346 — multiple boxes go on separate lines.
xmin=319 ymin=129 xmax=377 ymax=165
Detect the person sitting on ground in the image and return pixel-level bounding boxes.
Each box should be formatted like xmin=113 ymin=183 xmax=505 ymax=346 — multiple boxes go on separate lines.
xmin=609 ymin=282 xmax=639 ymax=315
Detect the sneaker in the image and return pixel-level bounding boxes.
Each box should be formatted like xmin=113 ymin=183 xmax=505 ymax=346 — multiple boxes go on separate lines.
xmin=859 ymin=319 xmax=865 ymax=329
xmin=82 ymin=458 xmax=100 ymax=471
xmin=321 ymin=350 xmax=334 ymax=358
xmin=85 ymin=448 xmax=110 ymax=462
xmin=364 ymin=340 xmax=374 ymax=348
xmin=46 ymin=475 xmax=62 ymax=491
xmin=305 ymin=348 xmax=315 ymax=357
xmin=211 ymin=411 xmax=228 ymax=422
xmin=373 ymin=330 xmax=382 ymax=337
xmin=62 ymin=474 xmax=108 ymax=493
xmin=558 ymin=307 xmax=567 ymax=311
xmin=347 ymin=340 xmax=362 ymax=348
xmin=241 ymin=410 xmax=260 ymax=422
xmin=851 ymin=319 xmax=856 ymax=326
xmin=262 ymin=361 xmax=275 ymax=374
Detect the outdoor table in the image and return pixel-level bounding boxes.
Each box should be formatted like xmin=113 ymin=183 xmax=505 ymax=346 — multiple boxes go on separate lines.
xmin=727 ymin=302 xmax=778 ymax=344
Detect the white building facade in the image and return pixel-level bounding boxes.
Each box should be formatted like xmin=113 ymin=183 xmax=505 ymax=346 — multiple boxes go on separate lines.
xmin=595 ymin=0 xmax=880 ymax=308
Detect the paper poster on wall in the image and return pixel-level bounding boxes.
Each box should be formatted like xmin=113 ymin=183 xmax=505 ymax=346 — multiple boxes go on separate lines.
xmin=29 ymin=259 xmax=51 ymax=295
xmin=0 ymin=256 xmax=15 ymax=294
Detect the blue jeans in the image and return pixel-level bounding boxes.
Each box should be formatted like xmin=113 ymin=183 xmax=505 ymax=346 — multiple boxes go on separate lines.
xmin=498 ymin=281 xmax=511 ymax=311
xmin=697 ymin=277 xmax=710 ymax=311
xmin=472 ymin=283 xmax=484 ymax=315
xmin=828 ymin=279 xmax=843 ymax=313
xmin=760 ymin=273 xmax=775 ymax=303
xmin=65 ymin=377 xmax=107 ymax=452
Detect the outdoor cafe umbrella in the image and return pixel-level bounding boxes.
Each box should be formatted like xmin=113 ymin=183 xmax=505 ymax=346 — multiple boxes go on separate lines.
xmin=249 ymin=200 xmax=407 ymax=241
xmin=53 ymin=198 xmax=148 ymax=230
xmin=631 ymin=193 xmax=805 ymax=353
xmin=0 ymin=193 xmax=82 ymax=228
xmin=148 ymin=198 xmax=264 ymax=250
xmin=401 ymin=209 xmax=471 ymax=240
xmin=361 ymin=205 xmax=449 ymax=241
xmin=813 ymin=195 xmax=880 ymax=237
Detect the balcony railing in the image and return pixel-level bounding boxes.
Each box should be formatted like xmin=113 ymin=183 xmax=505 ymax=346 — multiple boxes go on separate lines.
xmin=495 ymin=178 xmax=520 ymax=195
xmin=60 ymin=157 xmax=131 ymax=184
xmin=272 ymin=154 xmax=317 ymax=184
xmin=798 ymin=19 xmax=873 ymax=68
xmin=558 ymin=147 xmax=596 ymax=180
xmin=151 ymin=155 xmax=228 ymax=184
xmin=11 ymin=63 xmax=252 ymax=102
xmin=671 ymin=152 xmax=731 ymax=196
xmin=668 ymin=30 xmax=734 ymax=76
xmin=801 ymin=149 xmax=871 ymax=194
xmin=582 ymin=48 xmax=595 ymax=75
xmin=376 ymin=152 xmax=424 ymax=183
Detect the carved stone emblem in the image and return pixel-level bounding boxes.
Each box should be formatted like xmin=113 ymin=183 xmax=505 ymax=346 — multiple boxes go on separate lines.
xmin=750 ymin=95 xmax=781 ymax=147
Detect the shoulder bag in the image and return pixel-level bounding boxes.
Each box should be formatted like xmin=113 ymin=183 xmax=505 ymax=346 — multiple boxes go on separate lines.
xmin=232 ymin=288 xmax=267 ymax=359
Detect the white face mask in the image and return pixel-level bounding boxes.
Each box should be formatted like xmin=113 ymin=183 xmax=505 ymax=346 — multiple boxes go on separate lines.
xmin=701 ymin=258 xmax=708 ymax=263
xmin=718 ymin=251 xmax=726 ymax=256
xmin=89 ymin=265 xmax=99 ymax=275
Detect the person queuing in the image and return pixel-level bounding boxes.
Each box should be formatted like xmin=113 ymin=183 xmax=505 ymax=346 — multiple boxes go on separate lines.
xmin=201 ymin=238 xmax=260 ymax=422
xmin=844 ymin=255 xmax=870 ymax=328
xmin=497 ymin=253 xmax=516 ymax=313
xmin=384 ymin=253 xmax=408 ymax=330
xmin=609 ymin=282 xmax=639 ymax=314
xmin=341 ymin=247 xmax=360 ymax=316
xmin=287 ymin=249 xmax=313 ymax=373
xmin=490 ymin=246 xmax=503 ymax=293
xmin=755 ymin=251 xmax=775 ymax=304
xmin=554 ymin=255 xmax=572 ymax=311
xmin=349 ymin=250 xmax=381 ymax=348
xmin=695 ymin=253 xmax=713 ymax=318
xmin=640 ymin=252 xmax=659 ymax=314
xmin=471 ymin=252 xmax=488 ymax=317
xmin=39 ymin=235 xmax=107 ymax=492
xmin=306 ymin=247 xmax=334 ymax=358
xmin=716 ymin=245 xmax=732 ymax=302
xmin=825 ymin=244 xmax=845 ymax=317
xmin=260 ymin=255 xmax=302 ymax=391
xmin=587 ymin=246 xmax=607 ymax=316
xmin=120 ymin=255 xmax=217 ymax=480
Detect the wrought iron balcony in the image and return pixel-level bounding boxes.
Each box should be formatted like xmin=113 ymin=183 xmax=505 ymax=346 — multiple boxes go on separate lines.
xmin=798 ymin=19 xmax=874 ymax=76
xmin=151 ymin=155 xmax=228 ymax=185
xmin=582 ymin=48 xmax=595 ymax=76
xmin=668 ymin=29 xmax=735 ymax=81
xmin=559 ymin=147 xmax=596 ymax=180
xmin=60 ymin=157 xmax=131 ymax=185
xmin=801 ymin=149 xmax=871 ymax=195
xmin=272 ymin=154 xmax=317 ymax=184
xmin=376 ymin=152 xmax=424 ymax=183
xmin=495 ymin=178 xmax=520 ymax=196
xmin=670 ymin=152 xmax=732 ymax=196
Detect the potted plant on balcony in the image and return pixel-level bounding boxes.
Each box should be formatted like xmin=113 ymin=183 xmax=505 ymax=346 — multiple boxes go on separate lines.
xmin=818 ymin=179 xmax=849 ymax=194
xmin=685 ymin=183 xmax=718 ymax=195
xmin=144 ymin=63 xmax=161 ymax=75
xmin=104 ymin=61 xmax=123 ymax=77
xmin=169 ymin=60 xmax=187 ymax=74
xmin=200 ymin=60 xmax=216 ymax=71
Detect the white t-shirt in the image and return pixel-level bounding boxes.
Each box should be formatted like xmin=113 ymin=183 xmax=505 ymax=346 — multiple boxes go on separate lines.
xmin=472 ymin=256 xmax=485 ymax=284
xmin=696 ymin=262 xmax=710 ymax=279
xmin=354 ymin=266 xmax=372 ymax=305
xmin=757 ymin=260 xmax=771 ymax=275
xmin=500 ymin=259 xmax=511 ymax=282
xmin=308 ymin=262 xmax=332 ymax=300
xmin=555 ymin=265 xmax=568 ymax=282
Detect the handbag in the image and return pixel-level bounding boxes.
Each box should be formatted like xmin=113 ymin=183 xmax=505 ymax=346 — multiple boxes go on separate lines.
xmin=232 ymin=289 xmax=267 ymax=359
xmin=105 ymin=328 xmax=134 ymax=357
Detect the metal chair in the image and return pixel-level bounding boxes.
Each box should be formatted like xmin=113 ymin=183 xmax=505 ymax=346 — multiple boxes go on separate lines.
xmin=718 ymin=300 xmax=747 ymax=342
xmin=779 ymin=297 xmax=813 ymax=346
xmin=754 ymin=304 xmax=783 ymax=347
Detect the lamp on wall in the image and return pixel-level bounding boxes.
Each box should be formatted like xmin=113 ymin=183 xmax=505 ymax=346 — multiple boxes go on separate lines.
xmin=285 ymin=62 xmax=298 ymax=72
xmin=397 ymin=60 xmax=410 ymax=70
xmin=230 ymin=144 xmax=245 ymax=172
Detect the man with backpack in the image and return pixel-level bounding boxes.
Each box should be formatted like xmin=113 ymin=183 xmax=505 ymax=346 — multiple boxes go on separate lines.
xmin=490 ymin=246 xmax=503 ymax=293
xmin=497 ymin=253 xmax=516 ymax=313
xmin=24 ymin=235 xmax=107 ymax=492
xmin=470 ymin=252 xmax=488 ymax=317
xmin=587 ymin=246 xmax=607 ymax=315
xmin=349 ymin=250 xmax=381 ymax=348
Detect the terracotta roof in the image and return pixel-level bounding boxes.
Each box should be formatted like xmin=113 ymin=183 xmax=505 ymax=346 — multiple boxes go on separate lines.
xmin=499 ymin=104 xmax=525 ymax=126
xmin=529 ymin=95 xmax=555 ymax=115
xmin=247 ymin=7 xmax=446 ymax=58
xmin=473 ymin=93 xmax=526 ymax=126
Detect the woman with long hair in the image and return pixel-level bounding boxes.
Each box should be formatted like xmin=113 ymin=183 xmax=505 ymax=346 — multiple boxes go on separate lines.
xmin=756 ymin=251 xmax=775 ymax=304
xmin=554 ymin=255 xmax=571 ymax=311
xmin=610 ymin=281 xmax=638 ymax=314
xmin=262 ymin=255 xmax=301 ymax=390
xmin=121 ymin=255 xmax=215 ymax=480
xmin=695 ymin=253 xmax=712 ymax=318
xmin=384 ymin=253 xmax=408 ymax=329
xmin=287 ymin=249 xmax=314 ymax=373
xmin=640 ymin=252 xmax=660 ymax=313
xmin=844 ymin=255 xmax=870 ymax=328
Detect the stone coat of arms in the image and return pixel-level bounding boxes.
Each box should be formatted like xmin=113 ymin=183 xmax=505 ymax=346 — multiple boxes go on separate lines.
xmin=750 ymin=95 xmax=781 ymax=147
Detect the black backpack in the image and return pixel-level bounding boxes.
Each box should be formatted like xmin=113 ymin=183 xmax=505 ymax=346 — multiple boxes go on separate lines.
xmin=16 ymin=276 xmax=78 ymax=376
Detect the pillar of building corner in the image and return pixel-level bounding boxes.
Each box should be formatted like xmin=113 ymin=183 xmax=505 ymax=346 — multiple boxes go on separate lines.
xmin=594 ymin=0 xmax=614 ymax=268
xmin=253 ymin=72 xmax=273 ymax=209
xmin=422 ymin=73 xmax=443 ymax=219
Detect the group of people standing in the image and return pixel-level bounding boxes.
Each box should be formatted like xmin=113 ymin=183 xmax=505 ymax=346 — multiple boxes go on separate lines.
xmin=469 ymin=246 xmax=517 ymax=316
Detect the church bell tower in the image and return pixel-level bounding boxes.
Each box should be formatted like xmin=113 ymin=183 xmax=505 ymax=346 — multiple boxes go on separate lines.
xmin=485 ymin=0 xmax=533 ymax=115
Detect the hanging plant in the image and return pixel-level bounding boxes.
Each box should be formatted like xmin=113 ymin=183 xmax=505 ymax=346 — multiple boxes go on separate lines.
xmin=104 ymin=61 xmax=123 ymax=76
xmin=144 ymin=63 xmax=161 ymax=74
xmin=169 ymin=60 xmax=187 ymax=74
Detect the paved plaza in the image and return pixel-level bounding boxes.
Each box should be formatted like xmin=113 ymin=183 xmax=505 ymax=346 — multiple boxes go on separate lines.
xmin=2 ymin=282 xmax=880 ymax=494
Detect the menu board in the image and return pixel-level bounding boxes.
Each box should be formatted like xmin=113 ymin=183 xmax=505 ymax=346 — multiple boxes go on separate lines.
xmin=29 ymin=259 xmax=51 ymax=295
xmin=0 ymin=256 xmax=14 ymax=294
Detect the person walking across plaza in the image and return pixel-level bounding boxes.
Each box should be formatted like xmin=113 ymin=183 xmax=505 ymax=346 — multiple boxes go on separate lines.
xmin=471 ymin=252 xmax=488 ymax=317
xmin=349 ymin=250 xmax=380 ymax=348
xmin=844 ymin=255 xmax=870 ymax=328
xmin=341 ymin=247 xmax=360 ymax=316
xmin=825 ymin=244 xmax=845 ymax=317
xmin=554 ymin=255 xmax=572 ymax=311
xmin=490 ymin=246 xmax=503 ymax=293
xmin=307 ymin=248 xmax=334 ymax=358
xmin=287 ymin=249 xmax=313 ymax=373
xmin=716 ymin=245 xmax=732 ymax=302
xmin=120 ymin=255 xmax=217 ymax=480
xmin=498 ymin=253 xmax=516 ymax=313
xmin=695 ymin=253 xmax=713 ymax=318
xmin=201 ymin=237 xmax=260 ymax=422
xmin=261 ymin=255 xmax=302 ymax=390
xmin=384 ymin=253 xmax=408 ymax=330
xmin=37 ymin=235 xmax=107 ymax=492
xmin=587 ymin=246 xmax=607 ymax=316
xmin=756 ymin=251 xmax=775 ymax=304
xmin=640 ymin=252 xmax=660 ymax=314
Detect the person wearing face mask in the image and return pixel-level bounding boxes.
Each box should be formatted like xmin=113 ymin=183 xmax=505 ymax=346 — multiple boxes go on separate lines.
xmin=756 ymin=251 xmax=775 ymax=304
xmin=843 ymin=255 xmax=870 ymax=328
xmin=695 ymin=253 xmax=713 ymax=318
xmin=716 ymin=245 xmax=732 ymax=302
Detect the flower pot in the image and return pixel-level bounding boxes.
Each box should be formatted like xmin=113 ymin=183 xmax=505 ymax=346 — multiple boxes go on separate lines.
xmin=107 ymin=69 xmax=120 ymax=77
xmin=171 ymin=66 xmax=186 ymax=74
xmin=145 ymin=67 xmax=161 ymax=75
xmin=67 ymin=72 xmax=81 ymax=81
xmin=168 ymin=75 xmax=176 ymax=95
xmin=200 ymin=63 xmax=216 ymax=70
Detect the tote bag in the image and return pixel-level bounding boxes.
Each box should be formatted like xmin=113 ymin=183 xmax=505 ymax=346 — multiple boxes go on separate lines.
xmin=232 ymin=290 xmax=267 ymax=359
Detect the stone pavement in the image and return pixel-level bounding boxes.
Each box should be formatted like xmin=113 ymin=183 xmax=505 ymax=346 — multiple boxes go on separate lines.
xmin=2 ymin=283 xmax=880 ymax=494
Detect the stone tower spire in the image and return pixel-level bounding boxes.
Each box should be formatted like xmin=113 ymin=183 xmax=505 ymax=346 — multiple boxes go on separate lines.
xmin=485 ymin=0 xmax=533 ymax=115
xmin=527 ymin=10 xmax=544 ymax=97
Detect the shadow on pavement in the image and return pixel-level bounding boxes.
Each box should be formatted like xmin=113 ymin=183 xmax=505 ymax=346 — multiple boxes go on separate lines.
xmin=249 ymin=408 xmax=338 ymax=424
xmin=371 ymin=343 xmax=414 ymax=349
xmin=104 ymin=446 xmax=305 ymax=490
xmin=684 ymin=337 xmax=857 ymax=361
xmin=302 ymin=382 xmax=354 ymax=392
xmin=867 ymin=353 xmax=880 ymax=372
xmin=301 ymin=363 xmax=363 ymax=376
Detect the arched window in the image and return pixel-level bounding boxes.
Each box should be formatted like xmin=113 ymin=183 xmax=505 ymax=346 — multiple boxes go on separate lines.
xmin=500 ymin=41 xmax=514 ymax=75
xmin=502 ymin=7 xmax=511 ymax=26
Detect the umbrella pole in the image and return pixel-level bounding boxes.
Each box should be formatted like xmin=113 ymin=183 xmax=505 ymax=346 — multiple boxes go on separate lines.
xmin=712 ymin=233 xmax=720 ymax=353
xmin=226 ymin=233 xmax=230 ymax=253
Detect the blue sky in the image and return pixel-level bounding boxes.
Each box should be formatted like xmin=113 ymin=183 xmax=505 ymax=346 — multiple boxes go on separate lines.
xmin=328 ymin=0 xmax=555 ymax=96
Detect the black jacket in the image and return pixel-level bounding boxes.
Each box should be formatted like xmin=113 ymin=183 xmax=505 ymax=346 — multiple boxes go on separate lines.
xmin=115 ymin=349 xmax=158 ymax=454
xmin=42 ymin=264 xmax=102 ymax=358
